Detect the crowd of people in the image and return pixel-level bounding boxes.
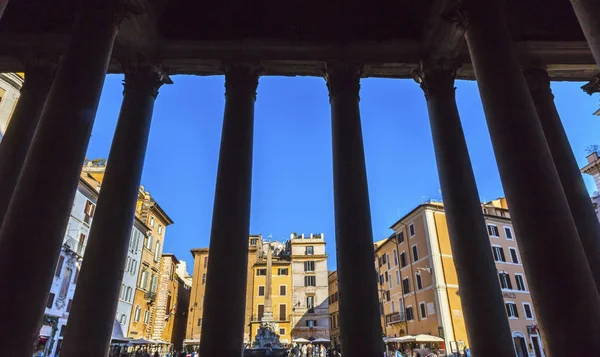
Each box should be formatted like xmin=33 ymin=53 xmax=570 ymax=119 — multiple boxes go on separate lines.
xmin=287 ymin=343 xmax=339 ymax=357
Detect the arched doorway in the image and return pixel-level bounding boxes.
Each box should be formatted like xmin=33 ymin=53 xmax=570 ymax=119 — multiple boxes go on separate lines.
xmin=399 ymin=329 xmax=406 ymax=337
xmin=512 ymin=332 xmax=528 ymax=357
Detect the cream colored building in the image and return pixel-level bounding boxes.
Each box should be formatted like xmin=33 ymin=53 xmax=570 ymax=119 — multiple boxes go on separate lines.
xmin=0 ymin=72 xmax=23 ymax=139
xmin=327 ymin=271 xmax=340 ymax=346
xmin=290 ymin=233 xmax=329 ymax=340
xmin=374 ymin=199 xmax=544 ymax=357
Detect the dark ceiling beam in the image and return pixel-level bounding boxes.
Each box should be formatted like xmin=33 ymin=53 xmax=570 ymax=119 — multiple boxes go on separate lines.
xmin=419 ymin=0 xmax=467 ymax=63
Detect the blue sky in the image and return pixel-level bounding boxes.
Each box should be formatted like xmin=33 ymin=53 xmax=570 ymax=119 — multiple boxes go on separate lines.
xmin=86 ymin=75 xmax=600 ymax=271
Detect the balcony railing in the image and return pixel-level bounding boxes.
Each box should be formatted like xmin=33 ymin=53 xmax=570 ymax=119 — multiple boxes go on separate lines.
xmin=63 ymin=237 xmax=86 ymax=257
xmin=385 ymin=312 xmax=405 ymax=324
xmin=144 ymin=291 xmax=156 ymax=303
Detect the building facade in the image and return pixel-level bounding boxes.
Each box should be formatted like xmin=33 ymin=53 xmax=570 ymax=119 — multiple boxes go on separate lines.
xmin=327 ymin=271 xmax=340 ymax=347
xmin=115 ymin=217 xmax=147 ymax=336
xmin=128 ymin=187 xmax=174 ymax=339
xmin=37 ymin=177 xmax=98 ymax=357
xmin=186 ymin=233 xmax=330 ymax=348
xmin=289 ymin=233 xmax=329 ymax=340
xmin=0 ymin=72 xmax=23 ymax=139
xmin=371 ymin=200 xmax=544 ymax=357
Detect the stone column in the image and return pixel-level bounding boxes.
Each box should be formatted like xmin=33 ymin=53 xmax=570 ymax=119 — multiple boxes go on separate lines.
xmin=464 ymin=0 xmax=600 ymax=354
xmin=0 ymin=58 xmax=56 ymax=228
xmin=416 ymin=62 xmax=515 ymax=356
xmin=0 ymin=1 xmax=126 ymax=354
xmin=569 ymin=0 xmax=600 ymax=68
xmin=325 ymin=62 xmax=383 ymax=357
xmin=199 ymin=63 xmax=259 ymax=357
xmin=526 ymin=67 xmax=600 ymax=293
xmin=59 ymin=62 xmax=170 ymax=357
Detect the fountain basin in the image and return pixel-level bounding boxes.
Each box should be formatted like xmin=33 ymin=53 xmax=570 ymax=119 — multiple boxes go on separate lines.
xmin=243 ymin=348 xmax=289 ymax=357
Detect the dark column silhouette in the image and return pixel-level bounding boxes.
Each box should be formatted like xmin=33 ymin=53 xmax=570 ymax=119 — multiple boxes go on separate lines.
xmin=326 ymin=62 xmax=383 ymax=357
xmin=0 ymin=58 xmax=56 ymax=228
xmin=0 ymin=1 xmax=127 ymax=355
xmin=416 ymin=62 xmax=515 ymax=357
xmin=60 ymin=62 xmax=171 ymax=357
xmin=200 ymin=63 xmax=259 ymax=357
xmin=569 ymin=0 xmax=600 ymax=68
xmin=464 ymin=0 xmax=600 ymax=355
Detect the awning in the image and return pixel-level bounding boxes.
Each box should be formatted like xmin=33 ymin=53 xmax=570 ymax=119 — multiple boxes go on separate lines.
xmin=183 ymin=339 xmax=200 ymax=345
xmin=384 ymin=335 xmax=444 ymax=343
xmin=292 ymin=338 xmax=310 ymax=343
xmin=414 ymin=334 xmax=444 ymax=343
xmin=312 ymin=338 xmax=330 ymax=343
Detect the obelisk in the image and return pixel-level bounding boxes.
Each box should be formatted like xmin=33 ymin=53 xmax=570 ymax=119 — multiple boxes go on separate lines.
xmin=262 ymin=241 xmax=275 ymax=325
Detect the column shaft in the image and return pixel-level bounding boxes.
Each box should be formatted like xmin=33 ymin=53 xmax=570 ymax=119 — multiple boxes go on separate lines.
xmin=0 ymin=1 xmax=125 ymax=355
xmin=59 ymin=63 xmax=169 ymax=357
xmin=569 ymin=0 xmax=600 ymax=68
xmin=417 ymin=64 xmax=515 ymax=356
xmin=526 ymin=67 xmax=600 ymax=293
xmin=464 ymin=1 xmax=600 ymax=355
xmin=0 ymin=59 xmax=55 ymax=228
xmin=326 ymin=62 xmax=383 ymax=357
xmin=199 ymin=63 xmax=259 ymax=357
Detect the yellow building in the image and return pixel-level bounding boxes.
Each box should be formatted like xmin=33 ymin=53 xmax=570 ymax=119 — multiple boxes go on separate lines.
xmin=327 ymin=271 xmax=340 ymax=346
xmin=372 ymin=199 xmax=544 ymax=356
xmin=127 ymin=187 xmax=174 ymax=339
xmin=185 ymin=247 xmax=209 ymax=347
xmin=248 ymin=240 xmax=293 ymax=344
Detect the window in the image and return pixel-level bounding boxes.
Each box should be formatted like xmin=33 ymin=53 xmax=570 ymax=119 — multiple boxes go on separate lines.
xmin=416 ymin=273 xmax=423 ymax=290
xmin=391 ymin=300 xmax=396 ymax=313
xmin=279 ymin=304 xmax=287 ymax=321
xmin=386 ymin=254 xmax=391 ymax=269
xmin=515 ymin=274 xmax=526 ymax=291
xmin=145 ymin=234 xmax=153 ymax=250
xmin=509 ymin=247 xmax=519 ymax=264
xmin=382 ymin=254 xmax=387 ymax=265
xmin=127 ymin=287 xmax=132 ymax=302
xmin=396 ymin=270 xmax=400 ymax=285
xmin=257 ymin=268 xmax=267 ymax=276
xmin=504 ymin=227 xmax=513 ymax=240
xmin=258 ymin=286 xmax=265 ymax=296
xmin=158 ymin=224 xmax=163 ymax=235
xmin=307 ymin=296 xmax=315 ymax=313
xmin=400 ymin=252 xmax=407 ymax=268
xmin=412 ymin=245 xmax=419 ymax=262
xmin=73 ymin=266 xmax=79 ymax=284
xmin=150 ymin=274 xmax=158 ymax=293
xmin=280 ymin=285 xmax=287 ymax=296
xmin=523 ymin=303 xmax=534 ymax=319
xmin=304 ymin=276 xmax=316 ymax=287
xmin=379 ymin=274 xmax=384 ymax=285
xmin=505 ymin=302 xmax=519 ymax=318
xmin=202 ymin=273 xmax=206 ymax=285
xmin=144 ymin=310 xmax=150 ymax=323
xmin=55 ymin=256 xmax=65 ymax=277
xmin=398 ymin=231 xmax=405 ymax=243
xmin=197 ymin=318 xmax=202 ymax=326
xmin=405 ymin=306 xmax=414 ymax=321
xmin=388 ymin=276 xmax=392 ymax=290
xmin=499 ymin=272 xmax=512 ymax=290
xmin=393 ymin=249 xmax=398 ymax=266
xmin=409 ymin=223 xmax=415 ymax=237
xmin=134 ymin=306 xmax=141 ymax=322
xmin=305 ymin=246 xmax=314 ymax=255
xmin=384 ymin=271 xmax=388 ymax=282
xmin=47 ymin=293 xmax=55 ymax=308
xmin=378 ymin=256 xmax=382 ymax=268
xmin=278 ymin=268 xmax=289 ymax=275
xmin=304 ymin=261 xmax=315 ymax=272
xmin=67 ymin=299 xmax=72 ymax=312
xmin=154 ymin=241 xmax=161 ymax=262
xmin=84 ymin=200 xmax=95 ymax=224
xmin=492 ymin=246 xmax=506 ymax=262
xmin=419 ymin=302 xmax=427 ymax=319
xmin=120 ymin=314 xmax=127 ymax=324
xmin=150 ymin=216 xmax=155 ymax=228
xmin=204 ymin=256 xmax=208 ymax=268
xmin=250 ymin=238 xmax=258 ymax=246
xmin=140 ymin=268 xmax=149 ymax=289
xmin=487 ymin=224 xmax=499 ymax=237
xmin=402 ymin=278 xmax=411 ymax=294
xmin=120 ymin=284 xmax=126 ymax=300
xmin=398 ymin=299 xmax=405 ymax=316
xmin=280 ymin=328 xmax=286 ymax=335
xmin=306 ymin=320 xmax=316 ymax=327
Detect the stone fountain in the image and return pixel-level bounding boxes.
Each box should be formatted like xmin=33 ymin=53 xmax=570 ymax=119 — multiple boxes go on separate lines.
xmin=244 ymin=241 xmax=288 ymax=357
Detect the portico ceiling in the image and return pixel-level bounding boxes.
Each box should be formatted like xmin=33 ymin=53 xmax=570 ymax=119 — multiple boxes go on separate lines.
xmin=0 ymin=0 xmax=594 ymax=80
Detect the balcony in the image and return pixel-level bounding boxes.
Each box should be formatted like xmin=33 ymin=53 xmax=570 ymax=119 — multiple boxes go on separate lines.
xmin=144 ymin=291 xmax=156 ymax=303
xmin=385 ymin=312 xmax=405 ymax=324
xmin=63 ymin=237 xmax=86 ymax=257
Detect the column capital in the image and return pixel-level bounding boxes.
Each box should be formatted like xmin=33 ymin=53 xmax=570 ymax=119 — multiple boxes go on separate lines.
xmin=223 ymin=62 xmax=261 ymax=100
xmin=413 ymin=60 xmax=460 ymax=100
xmin=122 ymin=61 xmax=172 ymax=99
xmin=581 ymin=74 xmax=600 ymax=96
xmin=523 ymin=66 xmax=553 ymax=97
xmin=324 ymin=62 xmax=362 ymax=100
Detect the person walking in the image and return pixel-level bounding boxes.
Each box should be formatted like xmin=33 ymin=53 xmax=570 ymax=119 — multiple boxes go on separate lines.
xmin=302 ymin=344 xmax=307 ymax=357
